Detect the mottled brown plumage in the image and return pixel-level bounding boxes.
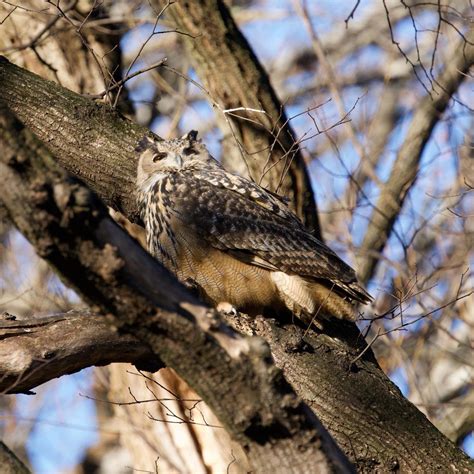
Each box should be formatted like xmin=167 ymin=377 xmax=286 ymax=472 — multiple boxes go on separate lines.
xmin=136 ymin=131 xmax=372 ymax=324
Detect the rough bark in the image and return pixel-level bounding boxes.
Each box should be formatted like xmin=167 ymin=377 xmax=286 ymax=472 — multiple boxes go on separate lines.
xmin=0 ymin=311 xmax=158 ymax=394
xmin=0 ymin=4 xmax=157 ymax=469
xmin=0 ymin=441 xmax=30 ymax=474
xmin=0 ymin=57 xmax=472 ymax=472
xmin=0 ymin=56 xmax=146 ymax=222
xmin=0 ymin=54 xmax=235 ymax=473
xmin=2 ymin=309 xmax=474 ymax=472
xmin=0 ymin=310 xmax=246 ymax=471
xmin=0 ymin=103 xmax=352 ymax=474
xmin=358 ymin=27 xmax=474 ymax=283
xmin=159 ymin=0 xmax=321 ymax=238
xmin=225 ymin=312 xmax=474 ymax=472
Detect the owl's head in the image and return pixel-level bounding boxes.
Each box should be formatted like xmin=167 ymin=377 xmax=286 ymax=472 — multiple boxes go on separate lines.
xmin=136 ymin=130 xmax=214 ymax=189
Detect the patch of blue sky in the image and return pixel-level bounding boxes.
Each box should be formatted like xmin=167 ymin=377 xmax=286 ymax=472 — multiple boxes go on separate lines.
xmin=182 ymin=68 xmax=211 ymax=103
xmin=316 ymin=142 xmax=361 ymax=189
xmin=462 ymin=433 xmax=474 ymax=457
xmin=128 ymin=74 xmax=156 ymax=107
xmin=179 ymin=102 xmax=222 ymax=154
xmin=393 ymin=16 xmax=423 ymax=52
xmin=120 ymin=18 xmax=163 ymax=58
xmin=302 ymin=102 xmax=372 ymax=211
xmin=15 ymin=368 xmax=97 ymax=473
xmin=287 ymin=82 xmax=368 ymax=140
xmin=340 ymin=43 xmax=384 ymax=75
xmin=400 ymin=7 xmax=447 ymax=57
xmin=200 ymin=126 xmax=223 ymax=159
xmin=240 ymin=6 xmax=310 ymax=62
xmin=0 ymin=229 xmax=79 ymax=306
xmin=1 ymin=231 xmax=34 ymax=289
xmin=0 ymin=232 xmax=49 ymax=298
xmin=150 ymin=115 xmax=170 ymax=138
xmin=281 ymin=70 xmax=316 ymax=104
xmin=150 ymin=97 xmax=220 ymax=150
xmin=456 ymin=80 xmax=474 ymax=113
xmin=148 ymin=116 xmax=167 ymax=139
xmin=449 ymin=316 xmax=468 ymax=336
xmin=389 ymin=366 xmax=409 ymax=398
xmin=46 ymin=272 xmax=81 ymax=306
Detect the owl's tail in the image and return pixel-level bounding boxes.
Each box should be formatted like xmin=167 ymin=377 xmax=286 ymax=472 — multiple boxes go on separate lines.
xmin=271 ymin=272 xmax=365 ymax=322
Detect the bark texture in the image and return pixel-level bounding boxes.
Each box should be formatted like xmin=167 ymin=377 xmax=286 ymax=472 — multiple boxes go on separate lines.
xmin=0 ymin=103 xmax=351 ymax=474
xmin=0 ymin=311 xmax=158 ymax=394
xmin=0 ymin=56 xmax=146 ymax=222
xmin=0 ymin=57 xmax=473 ymax=473
xmin=159 ymin=0 xmax=321 ymax=237
xmin=226 ymin=312 xmax=474 ymax=472
xmin=0 ymin=441 xmax=30 ymax=474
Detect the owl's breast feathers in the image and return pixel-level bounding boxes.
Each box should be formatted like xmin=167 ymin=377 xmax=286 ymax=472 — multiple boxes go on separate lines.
xmin=138 ymin=176 xmax=180 ymax=271
xmin=138 ymin=161 xmax=372 ymax=322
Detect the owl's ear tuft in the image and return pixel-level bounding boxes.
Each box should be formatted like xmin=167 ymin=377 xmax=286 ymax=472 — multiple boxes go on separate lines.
xmin=135 ymin=137 xmax=152 ymax=153
xmin=186 ymin=130 xmax=199 ymax=142
xmin=135 ymin=134 xmax=162 ymax=153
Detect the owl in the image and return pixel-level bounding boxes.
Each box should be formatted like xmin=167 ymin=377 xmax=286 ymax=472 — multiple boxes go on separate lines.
xmin=136 ymin=131 xmax=372 ymax=325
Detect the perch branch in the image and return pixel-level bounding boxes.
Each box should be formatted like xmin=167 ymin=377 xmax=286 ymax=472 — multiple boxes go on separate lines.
xmin=0 ymin=311 xmax=157 ymax=394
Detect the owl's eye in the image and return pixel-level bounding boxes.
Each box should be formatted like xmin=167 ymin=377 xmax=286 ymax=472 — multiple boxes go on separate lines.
xmin=152 ymin=152 xmax=168 ymax=162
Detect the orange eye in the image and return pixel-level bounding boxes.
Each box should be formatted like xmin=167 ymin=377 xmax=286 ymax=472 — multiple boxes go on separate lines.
xmin=152 ymin=152 xmax=168 ymax=162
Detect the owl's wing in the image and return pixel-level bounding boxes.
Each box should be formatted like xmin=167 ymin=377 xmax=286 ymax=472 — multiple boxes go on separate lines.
xmin=171 ymin=163 xmax=372 ymax=304
xmin=187 ymin=162 xmax=303 ymax=225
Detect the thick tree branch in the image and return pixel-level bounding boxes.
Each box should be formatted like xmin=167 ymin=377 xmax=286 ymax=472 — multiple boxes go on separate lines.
xmin=0 ymin=103 xmax=351 ymax=474
xmin=358 ymin=27 xmax=474 ymax=284
xmin=0 ymin=441 xmax=30 ymax=474
xmin=3 ymin=307 xmax=473 ymax=471
xmin=159 ymin=0 xmax=321 ymax=237
xmin=0 ymin=57 xmax=472 ymax=472
xmin=0 ymin=56 xmax=147 ymax=223
xmin=224 ymin=312 xmax=474 ymax=472
xmin=0 ymin=311 xmax=158 ymax=394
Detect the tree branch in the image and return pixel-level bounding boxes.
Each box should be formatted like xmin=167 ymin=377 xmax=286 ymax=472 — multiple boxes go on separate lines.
xmin=0 ymin=441 xmax=30 ymax=474
xmin=0 ymin=56 xmax=147 ymax=223
xmin=0 ymin=311 xmax=158 ymax=394
xmin=0 ymin=103 xmax=351 ymax=474
xmin=358 ymin=27 xmax=474 ymax=284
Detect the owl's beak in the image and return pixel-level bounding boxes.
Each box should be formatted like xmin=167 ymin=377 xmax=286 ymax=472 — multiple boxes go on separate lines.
xmin=174 ymin=153 xmax=183 ymax=167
